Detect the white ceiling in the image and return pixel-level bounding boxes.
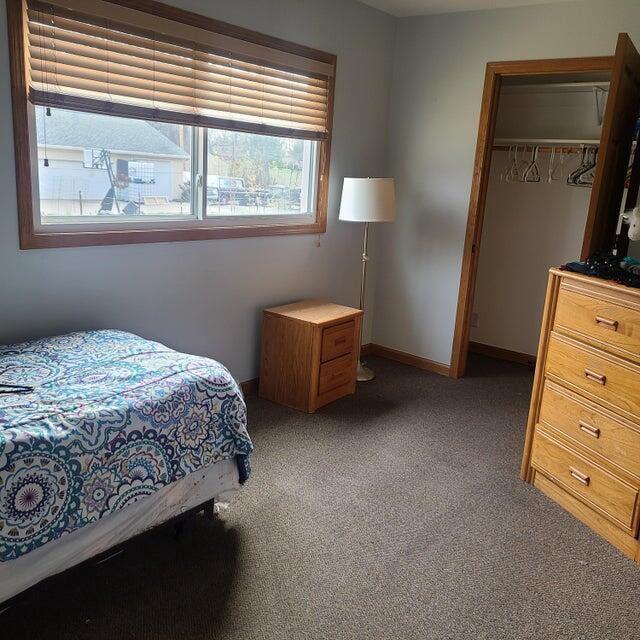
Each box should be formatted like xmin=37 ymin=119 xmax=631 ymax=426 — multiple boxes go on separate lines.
xmin=358 ymin=0 xmax=577 ymax=17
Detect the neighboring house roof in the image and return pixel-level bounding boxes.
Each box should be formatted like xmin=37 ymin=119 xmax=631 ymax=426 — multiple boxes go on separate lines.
xmin=35 ymin=108 xmax=189 ymax=158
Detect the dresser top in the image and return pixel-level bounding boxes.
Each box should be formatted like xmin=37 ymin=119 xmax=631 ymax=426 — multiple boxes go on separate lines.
xmin=264 ymin=300 xmax=362 ymax=325
xmin=551 ymin=267 xmax=640 ymax=300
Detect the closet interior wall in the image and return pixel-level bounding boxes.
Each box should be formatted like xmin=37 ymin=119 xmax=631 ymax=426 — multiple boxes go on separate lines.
xmin=470 ymin=80 xmax=608 ymax=358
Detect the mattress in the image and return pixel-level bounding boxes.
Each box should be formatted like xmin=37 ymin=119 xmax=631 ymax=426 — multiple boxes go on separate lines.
xmin=0 ymin=458 xmax=239 ymax=604
xmin=0 ymin=330 xmax=253 ymax=564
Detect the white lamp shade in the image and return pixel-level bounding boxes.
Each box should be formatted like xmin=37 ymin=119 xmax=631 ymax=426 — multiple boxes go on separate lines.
xmin=338 ymin=178 xmax=396 ymax=223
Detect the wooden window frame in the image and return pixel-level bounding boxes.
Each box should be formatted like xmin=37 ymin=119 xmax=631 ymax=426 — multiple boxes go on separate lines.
xmin=7 ymin=0 xmax=336 ymax=249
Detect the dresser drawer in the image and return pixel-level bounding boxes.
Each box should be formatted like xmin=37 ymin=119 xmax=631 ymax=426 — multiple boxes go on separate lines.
xmin=545 ymin=333 xmax=640 ymax=421
xmin=533 ymin=472 xmax=640 ymax=561
xmin=318 ymin=354 xmax=353 ymax=395
xmin=531 ymin=428 xmax=639 ymax=532
xmin=539 ymin=382 xmax=640 ymax=479
xmin=321 ymin=321 xmax=355 ymax=363
xmin=555 ymin=286 xmax=640 ymax=362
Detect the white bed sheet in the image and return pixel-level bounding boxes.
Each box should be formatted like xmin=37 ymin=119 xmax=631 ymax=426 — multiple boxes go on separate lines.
xmin=0 ymin=458 xmax=240 ymax=605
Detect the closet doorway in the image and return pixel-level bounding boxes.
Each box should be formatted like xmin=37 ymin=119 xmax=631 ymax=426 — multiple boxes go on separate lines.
xmin=450 ymin=33 xmax=640 ymax=379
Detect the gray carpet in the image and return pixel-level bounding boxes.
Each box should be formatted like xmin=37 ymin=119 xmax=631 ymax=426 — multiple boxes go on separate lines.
xmin=3 ymin=355 xmax=640 ymax=639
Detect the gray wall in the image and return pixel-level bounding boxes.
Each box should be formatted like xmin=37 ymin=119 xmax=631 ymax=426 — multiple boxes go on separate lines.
xmin=373 ymin=0 xmax=640 ymax=366
xmin=7 ymin=0 xmax=640 ymax=381
xmin=0 ymin=0 xmax=396 ymax=382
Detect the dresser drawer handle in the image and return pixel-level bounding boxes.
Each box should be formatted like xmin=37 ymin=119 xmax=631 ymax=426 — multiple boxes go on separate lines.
xmin=569 ymin=467 xmax=590 ymax=486
xmin=595 ymin=315 xmax=619 ymax=331
xmin=584 ymin=369 xmax=606 ymax=385
xmin=578 ymin=421 xmax=600 ymax=438
xmin=334 ymin=337 xmax=347 ymax=346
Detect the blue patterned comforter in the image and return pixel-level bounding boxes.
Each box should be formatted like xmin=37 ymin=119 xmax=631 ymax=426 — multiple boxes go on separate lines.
xmin=0 ymin=330 xmax=252 ymax=561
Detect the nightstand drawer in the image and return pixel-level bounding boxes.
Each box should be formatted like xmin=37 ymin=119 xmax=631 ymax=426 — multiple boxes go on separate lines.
xmin=531 ymin=428 xmax=639 ymax=532
xmin=318 ymin=354 xmax=353 ymax=395
xmin=545 ymin=333 xmax=640 ymax=422
xmin=321 ymin=321 xmax=355 ymax=363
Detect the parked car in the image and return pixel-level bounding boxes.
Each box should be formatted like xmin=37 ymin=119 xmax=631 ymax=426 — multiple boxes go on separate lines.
xmin=208 ymin=175 xmax=257 ymax=206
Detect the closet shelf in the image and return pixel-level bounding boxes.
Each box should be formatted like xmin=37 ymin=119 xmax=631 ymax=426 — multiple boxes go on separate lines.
xmin=501 ymin=81 xmax=609 ymax=95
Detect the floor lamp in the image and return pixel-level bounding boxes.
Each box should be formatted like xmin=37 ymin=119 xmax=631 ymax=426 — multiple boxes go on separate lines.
xmin=339 ymin=178 xmax=397 ymax=381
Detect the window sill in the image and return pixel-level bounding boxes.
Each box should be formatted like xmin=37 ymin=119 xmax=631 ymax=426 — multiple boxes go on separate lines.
xmin=20 ymin=219 xmax=327 ymax=249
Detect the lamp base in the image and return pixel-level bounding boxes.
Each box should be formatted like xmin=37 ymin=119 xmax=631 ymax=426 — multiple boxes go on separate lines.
xmin=357 ymin=361 xmax=375 ymax=382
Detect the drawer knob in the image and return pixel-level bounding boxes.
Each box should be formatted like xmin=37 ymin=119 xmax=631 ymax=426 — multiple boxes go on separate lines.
xmin=569 ymin=467 xmax=590 ymax=486
xmin=578 ymin=421 xmax=600 ymax=438
xmin=595 ymin=315 xmax=619 ymax=331
xmin=584 ymin=369 xmax=606 ymax=385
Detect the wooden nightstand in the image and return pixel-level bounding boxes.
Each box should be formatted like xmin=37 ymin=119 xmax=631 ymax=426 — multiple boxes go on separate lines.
xmin=259 ymin=300 xmax=363 ymax=412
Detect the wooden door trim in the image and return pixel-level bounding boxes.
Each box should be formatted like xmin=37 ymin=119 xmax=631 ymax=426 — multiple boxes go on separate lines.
xmin=449 ymin=55 xmax=615 ymax=379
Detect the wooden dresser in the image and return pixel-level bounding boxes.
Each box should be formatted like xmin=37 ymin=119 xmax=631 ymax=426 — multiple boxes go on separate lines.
xmin=259 ymin=300 xmax=363 ymax=413
xmin=522 ymin=268 xmax=640 ymax=563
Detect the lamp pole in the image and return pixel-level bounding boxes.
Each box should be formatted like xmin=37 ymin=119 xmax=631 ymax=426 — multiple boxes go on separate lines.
xmin=358 ymin=221 xmax=374 ymax=381
xmin=359 ymin=221 xmax=369 ymax=311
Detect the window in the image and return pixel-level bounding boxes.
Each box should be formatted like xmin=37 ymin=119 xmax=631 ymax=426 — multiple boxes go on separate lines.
xmin=35 ymin=108 xmax=318 ymax=224
xmin=37 ymin=108 xmax=194 ymax=220
xmin=8 ymin=0 xmax=335 ymax=248
xmin=205 ymin=130 xmax=318 ymax=218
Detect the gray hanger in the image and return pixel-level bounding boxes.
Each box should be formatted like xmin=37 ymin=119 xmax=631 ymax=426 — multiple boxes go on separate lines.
xmin=567 ymin=145 xmax=598 ymax=186
xmin=523 ymin=146 xmax=541 ymax=183
xmin=576 ymin=147 xmax=598 ymax=187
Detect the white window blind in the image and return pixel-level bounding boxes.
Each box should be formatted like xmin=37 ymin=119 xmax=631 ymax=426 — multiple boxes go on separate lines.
xmin=25 ymin=0 xmax=334 ymax=140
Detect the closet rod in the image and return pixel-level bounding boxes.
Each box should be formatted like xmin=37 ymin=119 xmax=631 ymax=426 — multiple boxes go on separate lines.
xmin=493 ymin=137 xmax=600 ymax=146
xmin=493 ymin=145 xmax=587 ymax=154
xmin=493 ymin=139 xmax=635 ymax=153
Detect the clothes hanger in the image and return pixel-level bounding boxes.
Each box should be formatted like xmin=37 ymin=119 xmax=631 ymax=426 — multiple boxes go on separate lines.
xmin=548 ymin=147 xmax=567 ymax=182
xmin=569 ymin=145 xmax=597 ymax=186
xmin=567 ymin=145 xmax=589 ymax=185
xmin=554 ymin=149 xmax=567 ymax=181
xmin=505 ymin=145 xmax=520 ymax=182
xmin=523 ymin=146 xmax=541 ymax=182
xmin=517 ymin=145 xmax=530 ymax=181
xmin=576 ymin=146 xmax=598 ymax=187
xmin=501 ymin=145 xmax=514 ymax=182
xmin=547 ymin=147 xmax=556 ymax=183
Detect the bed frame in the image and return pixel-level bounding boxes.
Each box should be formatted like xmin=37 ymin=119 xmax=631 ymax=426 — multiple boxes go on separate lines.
xmin=0 ymin=498 xmax=216 ymax=614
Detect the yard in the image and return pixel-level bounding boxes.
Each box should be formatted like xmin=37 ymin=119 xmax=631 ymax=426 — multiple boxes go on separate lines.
xmin=40 ymin=199 xmax=302 ymax=220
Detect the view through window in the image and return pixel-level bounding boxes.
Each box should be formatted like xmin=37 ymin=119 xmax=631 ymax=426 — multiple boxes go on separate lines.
xmin=206 ymin=129 xmax=317 ymax=217
xmin=36 ymin=107 xmax=318 ymax=224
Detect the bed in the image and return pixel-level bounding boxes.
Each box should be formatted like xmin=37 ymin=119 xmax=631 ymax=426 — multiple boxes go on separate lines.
xmin=0 ymin=330 xmax=253 ymax=603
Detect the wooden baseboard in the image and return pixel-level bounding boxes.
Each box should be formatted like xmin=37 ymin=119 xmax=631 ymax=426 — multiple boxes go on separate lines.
xmin=246 ymin=340 xmax=531 ymax=396
xmin=469 ymin=341 xmax=536 ymax=367
xmin=242 ymin=342 xmax=448 ymax=394
xmin=365 ymin=343 xmax=450 ymax=377
xmin=240 ymin=378 xmax=258 ymax=396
